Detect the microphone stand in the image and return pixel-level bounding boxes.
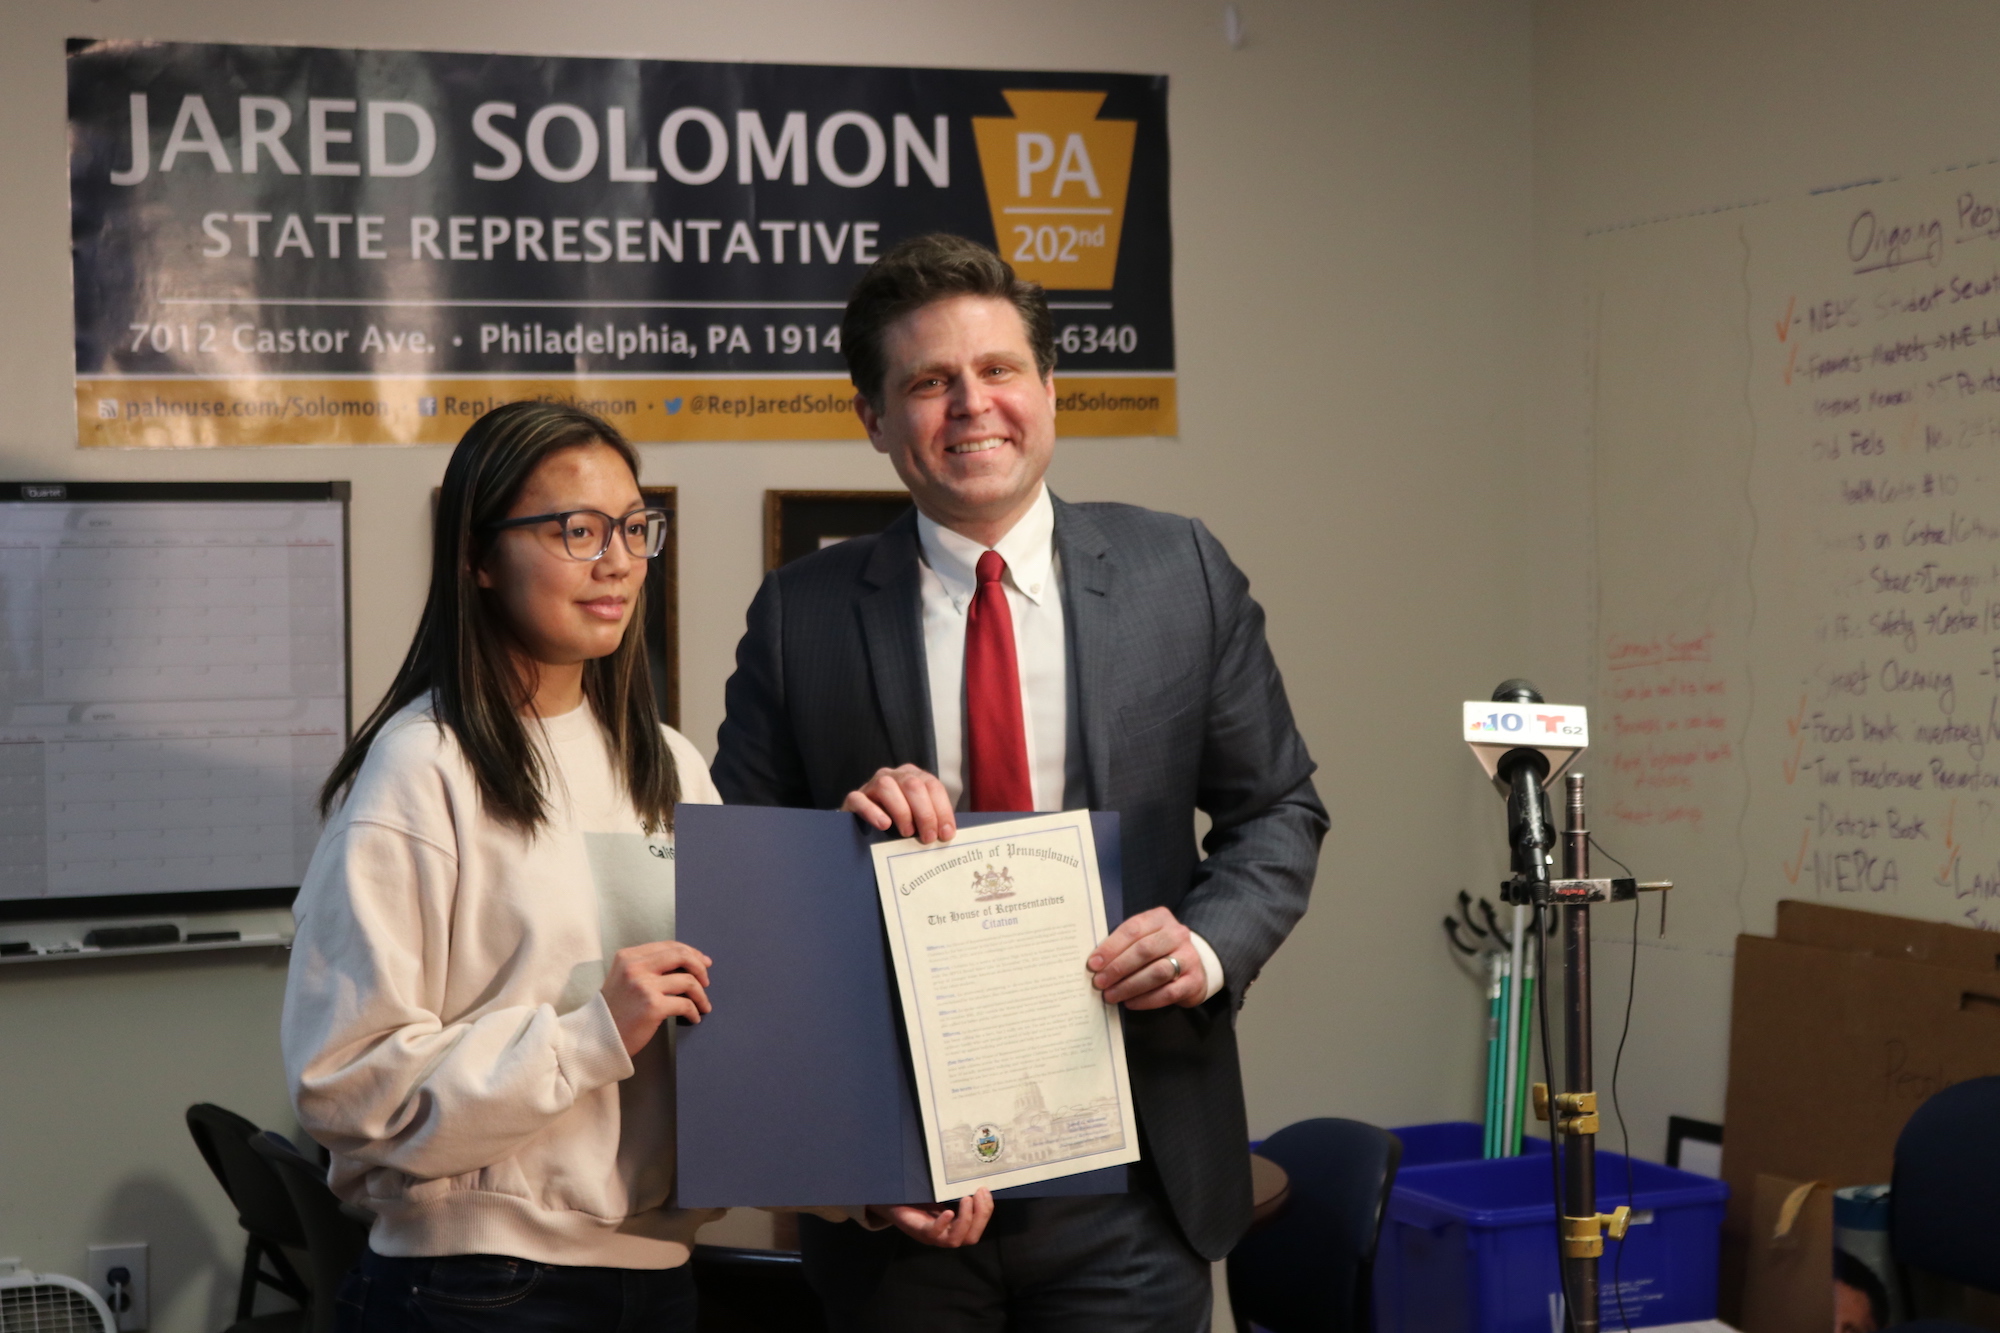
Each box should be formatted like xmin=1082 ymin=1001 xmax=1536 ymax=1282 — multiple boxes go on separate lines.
xmin=1490 ymin=688 xmax=1671 ymax=1333
xmin=1557 ymin=773 xmax=1604 ymax=1331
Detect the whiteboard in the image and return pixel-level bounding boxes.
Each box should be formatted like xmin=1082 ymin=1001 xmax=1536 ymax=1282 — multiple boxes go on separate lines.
xmin=1590 ymin=162 xmax=2000 ymax=959
xmin=0 ymin=482 xmax=348 ymax=919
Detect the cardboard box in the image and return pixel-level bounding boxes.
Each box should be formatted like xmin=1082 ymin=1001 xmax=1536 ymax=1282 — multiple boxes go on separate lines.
xmin=1776 ymin=900 xmax=2000 ymax=973
xmin=1720 ymin=922 xmax=2000 ymax=1325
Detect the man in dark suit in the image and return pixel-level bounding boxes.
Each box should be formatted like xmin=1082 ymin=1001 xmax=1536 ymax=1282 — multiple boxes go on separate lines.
xmin=713 ymin=234 xmax=1327 ymax=1331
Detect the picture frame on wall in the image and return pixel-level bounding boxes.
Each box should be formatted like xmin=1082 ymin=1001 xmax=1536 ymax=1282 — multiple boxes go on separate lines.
xmin=436 ymin=485 xmax=679 ymax=727
xmin=1665 ymin=1115 xmax=1723 ymax=1179
xmin=764 ymin=489 xmax=914 ymax=570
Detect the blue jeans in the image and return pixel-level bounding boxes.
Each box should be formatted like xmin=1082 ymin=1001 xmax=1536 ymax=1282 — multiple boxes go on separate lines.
xmin=336 ymin=1250 xmax=698 ymax=1333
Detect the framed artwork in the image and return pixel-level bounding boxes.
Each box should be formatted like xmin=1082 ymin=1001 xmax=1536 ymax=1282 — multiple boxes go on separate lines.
xmin=764 ymin=490 xmax=914 ymax=570
xmin=1665 ymin=1115 xmax=1723 ymax=1178
xmin=432 ymin=485 xmax=678 ymax=727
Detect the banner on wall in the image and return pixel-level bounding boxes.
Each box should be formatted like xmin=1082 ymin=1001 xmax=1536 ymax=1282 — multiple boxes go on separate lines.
xmin=67 ymin=39 xmax=1175 ymax=447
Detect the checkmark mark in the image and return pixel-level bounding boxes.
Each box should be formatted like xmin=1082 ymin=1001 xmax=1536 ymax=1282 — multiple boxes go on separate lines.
xmin=1786 ymin=693 xmax=1807 ymax=738
xmin=1782 ymin=731 xmax=1806 ymax=784
xmin=1776 ymin=295 xmax=1795 ymax=343
xmin=1782 ymin=828 xmax=1810 ymax=884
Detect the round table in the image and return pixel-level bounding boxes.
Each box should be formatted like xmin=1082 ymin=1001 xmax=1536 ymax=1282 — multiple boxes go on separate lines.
xmin=1249 ymin=1152 xmax=1291 ymax=1230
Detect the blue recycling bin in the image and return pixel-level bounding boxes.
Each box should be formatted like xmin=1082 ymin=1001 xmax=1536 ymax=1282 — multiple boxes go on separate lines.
xmin=1389 ymin=1120 xmax=1550 ymax=1168
xmin=1373 ymin=1140 xmax=1726 ymax=1333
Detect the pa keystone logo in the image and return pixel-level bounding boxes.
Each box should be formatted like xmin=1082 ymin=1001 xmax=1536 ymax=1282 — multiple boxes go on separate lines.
xmin=973 ymin=91 xmax=1136 ymax=291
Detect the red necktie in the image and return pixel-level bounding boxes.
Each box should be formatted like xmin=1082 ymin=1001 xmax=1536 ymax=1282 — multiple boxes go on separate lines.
xmin=965 ymin=550 xmax=1032 ymax=812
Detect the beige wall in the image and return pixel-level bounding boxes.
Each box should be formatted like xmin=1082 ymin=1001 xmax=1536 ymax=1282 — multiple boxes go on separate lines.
xmin=0 ymin=2 xmax=1536 ymax=1329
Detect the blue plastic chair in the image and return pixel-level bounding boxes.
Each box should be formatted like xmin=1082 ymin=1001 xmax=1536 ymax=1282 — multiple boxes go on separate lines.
xmin=1227 ymin=1118 xmax=1403 ymax=1333
xmin=1889 ymin=1073 xmax=2000 ymax=1331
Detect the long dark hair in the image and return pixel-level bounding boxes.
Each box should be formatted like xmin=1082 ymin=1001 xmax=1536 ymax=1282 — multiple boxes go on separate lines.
xmin=320 ymin=401 xmax=679 ymax=833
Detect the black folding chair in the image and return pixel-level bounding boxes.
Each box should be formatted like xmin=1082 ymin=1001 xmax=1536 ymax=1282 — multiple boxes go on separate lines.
xmin=185 ymin=1104 xmax=310 ymax=1331
xmin=249 ymin=1133 xmax=370 ymax=1333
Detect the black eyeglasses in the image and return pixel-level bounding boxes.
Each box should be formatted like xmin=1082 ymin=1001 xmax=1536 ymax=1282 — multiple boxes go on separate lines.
xmin=483 ymin=507 xmax=670 ymax=562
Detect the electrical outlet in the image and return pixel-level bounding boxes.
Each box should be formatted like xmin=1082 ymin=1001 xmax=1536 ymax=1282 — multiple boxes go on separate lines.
xmin=87 ymin=1242 xmax=147 ymax=1332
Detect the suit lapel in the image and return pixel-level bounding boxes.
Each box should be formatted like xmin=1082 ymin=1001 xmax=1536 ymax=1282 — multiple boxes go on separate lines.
xmin=857 ymin=509 xmax=936 ymax=770
xmin=1053 ymin=496 xmax=1117 ymax=807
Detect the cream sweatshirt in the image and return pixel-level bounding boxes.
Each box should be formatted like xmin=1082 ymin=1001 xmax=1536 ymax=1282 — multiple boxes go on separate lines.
xmin=282 ymin=698 xmax=724 ymax=1268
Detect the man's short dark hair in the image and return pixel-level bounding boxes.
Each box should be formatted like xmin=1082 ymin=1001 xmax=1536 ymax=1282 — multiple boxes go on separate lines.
xmin=841 ymin=234 xmax=1055 ymax=407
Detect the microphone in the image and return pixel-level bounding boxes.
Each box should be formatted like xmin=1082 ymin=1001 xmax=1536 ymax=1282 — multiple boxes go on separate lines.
xmin=1463 ymin=680 xmax=1589 ymax=898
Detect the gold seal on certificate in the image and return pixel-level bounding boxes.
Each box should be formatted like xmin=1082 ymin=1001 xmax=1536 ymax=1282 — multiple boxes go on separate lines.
xmin=872 ymin=811 xmax=1143 ymax=1200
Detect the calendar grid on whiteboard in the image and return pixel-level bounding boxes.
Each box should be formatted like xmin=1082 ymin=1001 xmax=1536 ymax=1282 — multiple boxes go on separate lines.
xmin=0 ymin=491 xmax=348 ymax=909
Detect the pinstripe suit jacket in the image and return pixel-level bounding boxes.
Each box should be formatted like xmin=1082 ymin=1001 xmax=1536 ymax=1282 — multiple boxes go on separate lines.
xmin=711 ymin=495 xmax=1327 ymax=1260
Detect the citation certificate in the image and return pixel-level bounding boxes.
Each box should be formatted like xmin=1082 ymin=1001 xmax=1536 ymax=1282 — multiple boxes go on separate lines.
xmin=872 ymin=810 xmax=1142 ymax=1199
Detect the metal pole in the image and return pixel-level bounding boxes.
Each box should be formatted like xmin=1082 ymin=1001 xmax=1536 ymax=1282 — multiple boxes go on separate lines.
xmin=1561 ymin=773 xmax=1599 ymax=1332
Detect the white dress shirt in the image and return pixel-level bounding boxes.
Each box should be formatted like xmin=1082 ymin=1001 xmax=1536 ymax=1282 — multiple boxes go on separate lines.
xmin=915 ymin=484 xmax=1225 ymax=1001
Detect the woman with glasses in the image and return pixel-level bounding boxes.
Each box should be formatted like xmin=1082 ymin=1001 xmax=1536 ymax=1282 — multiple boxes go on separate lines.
xmin=282 ymin=401 xmax=727 ymax=1332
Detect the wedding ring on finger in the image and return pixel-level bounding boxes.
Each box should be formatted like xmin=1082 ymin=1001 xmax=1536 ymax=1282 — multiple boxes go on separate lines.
xmin=1166 ymin=954 xmax=1183 ymax=980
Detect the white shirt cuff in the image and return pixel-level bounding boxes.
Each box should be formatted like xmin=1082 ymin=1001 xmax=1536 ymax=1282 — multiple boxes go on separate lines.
xmin=1187 ymin=931 xmax=1226 ymax=1003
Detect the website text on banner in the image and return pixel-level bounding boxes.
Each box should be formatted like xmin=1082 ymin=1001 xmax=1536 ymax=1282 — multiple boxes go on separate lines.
xmin=68 ymin=41 xmax=1175 ymax=447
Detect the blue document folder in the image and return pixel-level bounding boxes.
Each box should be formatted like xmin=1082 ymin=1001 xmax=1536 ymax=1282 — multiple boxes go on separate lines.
xmin=673 ymin=806 xmax=1128 ymax=1208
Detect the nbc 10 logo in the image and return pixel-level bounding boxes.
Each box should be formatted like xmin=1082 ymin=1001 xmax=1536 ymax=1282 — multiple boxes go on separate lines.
xmin=1466 ymin=706 xmax=1585 ymax=739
